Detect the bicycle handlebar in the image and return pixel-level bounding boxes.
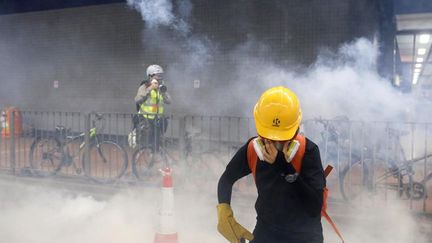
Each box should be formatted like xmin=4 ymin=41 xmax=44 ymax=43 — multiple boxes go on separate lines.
xmin=94 ymin=112 xmax=104 ymax=121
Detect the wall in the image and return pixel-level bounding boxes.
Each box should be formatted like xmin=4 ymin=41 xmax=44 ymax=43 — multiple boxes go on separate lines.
xmin=0 ymin=1 xmax=379 ymax=115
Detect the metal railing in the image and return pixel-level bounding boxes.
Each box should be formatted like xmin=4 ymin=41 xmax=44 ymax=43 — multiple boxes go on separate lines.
xmin=0 ymin=109 xmax=431 ymax=212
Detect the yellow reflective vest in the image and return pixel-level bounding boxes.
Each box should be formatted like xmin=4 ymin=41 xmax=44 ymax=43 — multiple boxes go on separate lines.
xmin=139 ymin=89 xmax=164 ymax=119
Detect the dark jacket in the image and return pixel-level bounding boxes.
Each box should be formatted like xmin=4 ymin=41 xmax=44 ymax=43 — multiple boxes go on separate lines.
xmin=217 ymin=137 xmax=326 ymax=243
xmin=135 ymin=80 xmax=148 ymax=111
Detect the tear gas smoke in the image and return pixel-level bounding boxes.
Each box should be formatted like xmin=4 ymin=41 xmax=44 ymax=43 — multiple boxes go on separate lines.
xmin=0 ymin=174 xmax=430 ymax=243
xmin=0 ymin=2 xmax=431 ymax=243
xmin=128 ymin=0 xmax=432 ymax=122
xmin=127 ymin=0 xmax=192 ymax=34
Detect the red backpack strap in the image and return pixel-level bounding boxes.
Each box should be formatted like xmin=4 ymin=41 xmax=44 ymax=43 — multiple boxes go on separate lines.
xmin=323 ymin=165 xmax=334 ymax=178
xmin=321 ymin=165 xmax=333 ymax=212
xmin=321 ymin=165 xmax=345 ymax=243
xmin=247 ymin=139 xmax=258 ymax=181
xmin=291 ymin=134 xmax=306 ymax=173
xmin=322 ymin=210 xmax=345 ymax=243
xmin=247 ymin=135 xmax=306 ymax=179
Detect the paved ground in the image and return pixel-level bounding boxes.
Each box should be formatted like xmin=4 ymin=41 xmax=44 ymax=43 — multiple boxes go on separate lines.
xmin=1 ymin=136 xmax=432 ymax=242
xmin=0 ymin=172 xmax=431 ymax=243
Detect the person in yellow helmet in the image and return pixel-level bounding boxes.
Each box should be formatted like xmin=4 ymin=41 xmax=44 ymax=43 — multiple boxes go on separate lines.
xmin=217 ymin=86 xmax=326 ymax=243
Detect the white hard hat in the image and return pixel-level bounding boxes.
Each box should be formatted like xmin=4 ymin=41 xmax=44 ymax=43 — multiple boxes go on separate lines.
xmin=146 ymin=64 xmax=164 ymax=77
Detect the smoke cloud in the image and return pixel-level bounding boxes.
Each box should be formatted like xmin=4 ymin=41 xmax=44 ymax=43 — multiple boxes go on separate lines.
xmin=226 ymin=38 xmax=432 ymax=123
xmin=0 ymin=179 xmax=225 ymax=243
xmin=121 ymin=4 xmax=432 ymax=241
xmin=0 ymin=176 xmax=430 ymax=243
xmin=323 ymin=195 xmax=430 ymax=243
xmin=126 ymin=0 xmax=432 ymax=122
xmin=0 ymin=2 xmax=431 ymax=243
xmin=127 ymin=0 xmax=192 ymax=34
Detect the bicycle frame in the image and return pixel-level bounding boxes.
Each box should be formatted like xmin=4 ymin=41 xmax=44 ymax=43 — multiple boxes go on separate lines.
xmin=42 ymin=116 xmax=104 ymax=171
xmin=314 ymin=118 xmax=432 ymax=201
xmin=65 ymin=127 xmax=98 ymax=151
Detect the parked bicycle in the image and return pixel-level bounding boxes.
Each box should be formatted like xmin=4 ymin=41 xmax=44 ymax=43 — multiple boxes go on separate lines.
xmin=131 ymin=114 xmax=172 ymax=182
xmin=314 ymin=118 xmax=432 ymax=201
xmin=131 ymin=115 xmax=232 ymax=187
xmin=29 ymin=113 xmax=128 ymax=183
xmin=176 ymin=127 xmax=235 ymax=190
xmin=340 ymin=126 xmax=432 ymax=201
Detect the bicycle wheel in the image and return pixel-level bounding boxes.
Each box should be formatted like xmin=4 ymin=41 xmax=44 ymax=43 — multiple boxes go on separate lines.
xmin=339 ymin=159 xmax=370 ymax=201
xmin=132 ymin=147 xmax=167 ymax=182
xmin=29 ymin=137 xmax=63 ymax=177
xmin=82 ymin=140 xmax=128 ymax=183
xmin=405 ymin=182 xmax=426 ymax=200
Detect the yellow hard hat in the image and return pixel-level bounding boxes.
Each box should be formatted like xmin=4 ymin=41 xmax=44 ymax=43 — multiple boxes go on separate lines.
xmin=253 ymin=86 xmax=302 ymax=141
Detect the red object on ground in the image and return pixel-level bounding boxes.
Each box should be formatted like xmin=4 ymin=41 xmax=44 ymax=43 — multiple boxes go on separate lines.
xmin=162 ymin=167 xmax=173 ymax=188
xmin=154 ymin=167 xmax=178 ymax=243
xmin=1 ymin=107 xmax=22 ymax=138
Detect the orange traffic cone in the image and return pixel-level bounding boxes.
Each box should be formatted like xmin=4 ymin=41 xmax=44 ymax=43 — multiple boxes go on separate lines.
xmin=154 ymin=167 xmax=178 ymax=243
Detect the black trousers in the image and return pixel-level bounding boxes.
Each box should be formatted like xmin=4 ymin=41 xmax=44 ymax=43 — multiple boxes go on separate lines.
xmin=133 ymin=115 xmax=168 ymax=151
xmin=249 ymin=220 xmax=323 ymax=243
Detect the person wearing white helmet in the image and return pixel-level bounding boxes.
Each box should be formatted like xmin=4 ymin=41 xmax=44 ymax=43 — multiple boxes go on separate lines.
xmin=133 ymin=64 xmax=171 ymax=150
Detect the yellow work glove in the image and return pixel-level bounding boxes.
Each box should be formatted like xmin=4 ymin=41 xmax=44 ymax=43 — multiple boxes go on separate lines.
xmin=217 ymin=203 xmax=254 ymax=243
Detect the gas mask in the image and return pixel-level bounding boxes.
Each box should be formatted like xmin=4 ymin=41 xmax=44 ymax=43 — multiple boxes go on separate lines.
xmin=253 ymin=138 xmax=300 ymax=163
xmin=274 ymin=141 xmax=284 ymax=151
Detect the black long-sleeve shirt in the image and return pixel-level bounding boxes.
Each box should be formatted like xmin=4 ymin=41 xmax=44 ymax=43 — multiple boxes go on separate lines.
xmin=217 ymin=137 xmax=326 ymax=237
